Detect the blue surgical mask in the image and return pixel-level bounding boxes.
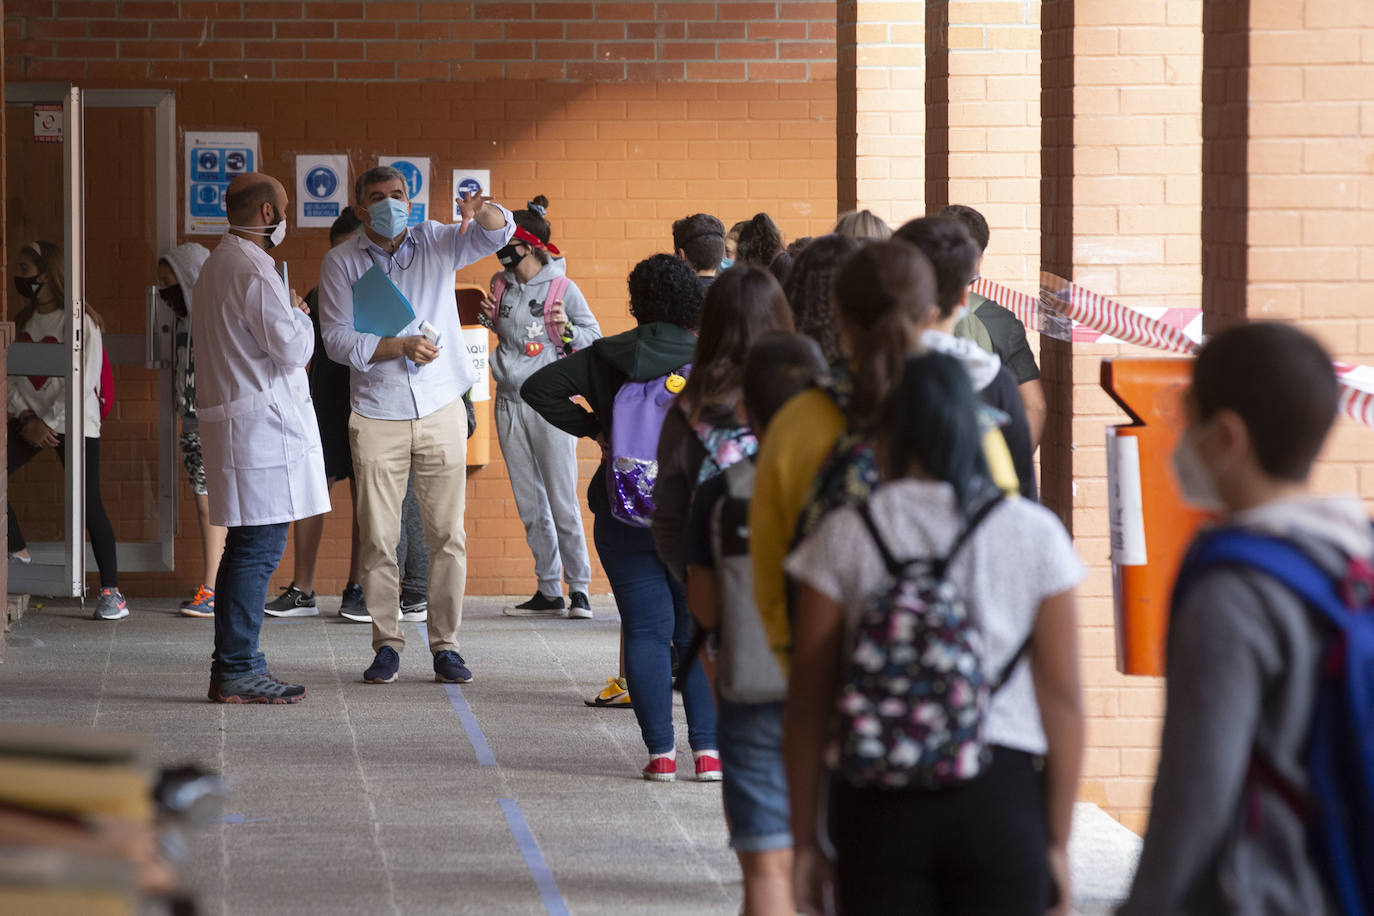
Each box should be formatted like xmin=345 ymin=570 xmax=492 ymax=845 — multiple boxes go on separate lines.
xmin=368 ymin=198 xmax=410 ymax=239
xmin=719 ymin=258 xmax=734 ymax=271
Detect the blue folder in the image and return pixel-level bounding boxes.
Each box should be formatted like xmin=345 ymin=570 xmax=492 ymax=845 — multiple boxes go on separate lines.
xmin=352 ymin=264 xmax=416 ymax=337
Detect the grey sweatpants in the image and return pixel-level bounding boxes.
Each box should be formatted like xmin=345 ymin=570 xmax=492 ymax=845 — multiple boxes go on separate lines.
xmin=396 ymin=470 xmax=427 ymax=598
xmin=495 ymin=396 xmax=592 ymax=595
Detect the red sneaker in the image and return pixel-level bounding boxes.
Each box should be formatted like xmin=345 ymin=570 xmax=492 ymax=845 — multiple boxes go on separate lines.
xmin=642 ymin=756 xmax=677 ymax=782
xmin=694 ymin=753 xmax=723 ymax=782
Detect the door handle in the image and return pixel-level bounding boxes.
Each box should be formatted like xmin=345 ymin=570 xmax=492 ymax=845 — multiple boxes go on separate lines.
xmin=145 ymin=286 xmax=171 ymax=369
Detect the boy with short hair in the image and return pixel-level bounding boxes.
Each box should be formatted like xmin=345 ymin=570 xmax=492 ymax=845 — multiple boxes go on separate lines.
xmin=684 ymin=332 xmax=829 ymax=916
xmin=941 ymin=203 xmax=1047 ymax=450
xmin=1120 ymin=321 xmax=1369 ymax=915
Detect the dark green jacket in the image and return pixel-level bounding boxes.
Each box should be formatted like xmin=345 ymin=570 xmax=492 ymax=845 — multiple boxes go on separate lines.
xmin=521 ymin=321 xmax=697 ymax=515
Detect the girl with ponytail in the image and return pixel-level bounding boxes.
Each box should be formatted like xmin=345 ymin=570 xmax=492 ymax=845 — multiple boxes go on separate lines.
xmin=784 ymin=352 xmax=1086 ymax=915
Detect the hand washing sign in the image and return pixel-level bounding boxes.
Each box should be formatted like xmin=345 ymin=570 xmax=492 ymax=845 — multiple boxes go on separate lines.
xmin=295 ymin=154 xmax=350 ymax=228
xmin=379 ymin=156 xmax=430 ymax=227
xmin=185 ymin=130 xmax=260 ymax=235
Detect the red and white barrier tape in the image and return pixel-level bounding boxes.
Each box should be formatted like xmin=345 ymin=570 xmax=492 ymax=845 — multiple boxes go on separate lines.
xmin=968 ymin=273 xmax=1374 ymax=430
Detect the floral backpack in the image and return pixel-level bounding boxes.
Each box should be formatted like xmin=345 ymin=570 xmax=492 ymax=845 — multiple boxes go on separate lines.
xmin=830 ymin=493 xmax=1031 ymax=790
xmin=691 ymin=419 xmax=758 ymax=485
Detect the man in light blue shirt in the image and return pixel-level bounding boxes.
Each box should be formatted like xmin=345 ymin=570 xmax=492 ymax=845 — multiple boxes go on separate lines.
xmin=319 ymin=165 xmax=514 ymax=687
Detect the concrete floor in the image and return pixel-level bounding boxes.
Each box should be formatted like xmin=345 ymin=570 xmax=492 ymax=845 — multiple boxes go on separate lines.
xmin=0 ymin=593 xmax=1139 ymax=915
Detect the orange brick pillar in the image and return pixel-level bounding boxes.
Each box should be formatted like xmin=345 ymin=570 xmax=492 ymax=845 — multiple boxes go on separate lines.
xmin=1040 ymin=0 xmax=1205 ymax=832
xmin=1201 ymin=1 xmax=1374 ymax=498
xmin=837 ymin=0 xmax=926 ymax=224
xmin=927 ymin=0 xmax=1041 ymax=285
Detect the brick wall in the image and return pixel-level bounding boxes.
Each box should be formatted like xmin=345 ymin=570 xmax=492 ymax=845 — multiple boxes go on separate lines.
xmin=4 ymin=0 xmax=836 ymax=83
xmin=1039 ymin=0 xmax=1205 ymax=834
xmin=1227 ymin=3 xmax=1374 ymax=515
xmin=4 ymin=2 xmax=840 ymax=599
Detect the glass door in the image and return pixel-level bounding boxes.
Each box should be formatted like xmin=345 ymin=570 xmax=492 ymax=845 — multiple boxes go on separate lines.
xmin=5 ymin=86 xmax=179 ymax=597
xmin=5 ymin=85 xmax=86 ymax=596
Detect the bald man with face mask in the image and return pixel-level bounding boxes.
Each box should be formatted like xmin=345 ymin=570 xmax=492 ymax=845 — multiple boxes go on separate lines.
xmin=192 ymin=172 xmax=328 ymax=704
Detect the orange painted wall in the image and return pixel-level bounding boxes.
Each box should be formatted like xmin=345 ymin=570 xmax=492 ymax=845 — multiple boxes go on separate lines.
xmin=4 ymin=1 xmax=840 ymax=599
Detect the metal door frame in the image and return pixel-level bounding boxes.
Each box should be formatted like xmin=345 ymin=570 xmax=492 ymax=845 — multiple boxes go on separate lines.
xmin=5 ymin=85 xmax=178 ymax=595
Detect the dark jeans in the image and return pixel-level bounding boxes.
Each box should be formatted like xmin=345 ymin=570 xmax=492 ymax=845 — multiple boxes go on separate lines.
xmin=830 ymin=746 xmax=1051 ymax=916
xmin=7 ymin=429 xmax=118 ymax=588
xmin=593 ymin=512 xmax=716 ymax=756
xmin=212 ymin=522 xmax=290 ymax=680
xmin=396 ymin=470 xmax=427 ymax=599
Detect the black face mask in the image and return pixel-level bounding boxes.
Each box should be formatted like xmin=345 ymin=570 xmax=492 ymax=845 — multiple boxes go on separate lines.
xmin=495 ymin=244 xmax=523 ymax=270
xmin=158 ymin=283 xmax=188 ymax=317
xmin=14 ymin=275 xmax=42 ymax=300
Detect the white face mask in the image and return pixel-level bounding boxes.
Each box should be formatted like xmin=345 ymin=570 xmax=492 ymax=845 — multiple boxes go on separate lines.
xmin=1171 ymin=429 xmax=1225 ymax=511
xmin=230 ymin=208 xmax=287 ymax=249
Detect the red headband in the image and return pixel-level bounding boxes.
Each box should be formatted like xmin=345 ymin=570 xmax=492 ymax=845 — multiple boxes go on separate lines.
xmin=513 ymin=226 xmax=560 ymax=257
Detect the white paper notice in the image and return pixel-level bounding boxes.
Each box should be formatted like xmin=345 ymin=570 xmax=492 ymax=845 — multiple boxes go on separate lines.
xmin=185 ymin=130 xmax=261 ymax=235
xmin=464 ymin=326 xmax=491 ymax=402
xmin=451 ymin=170 xmax=492 ymax=219
xmin=1106 ymin=429 xmax=1148 ymax=566
xmin=295 ymin=155 xmax=350 ymax=228
xmin=379 ymin=156 xmax=431 ymax=227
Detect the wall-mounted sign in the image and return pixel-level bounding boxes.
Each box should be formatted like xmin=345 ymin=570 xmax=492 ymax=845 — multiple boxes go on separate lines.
xmin=452 ymin=170 xmax=492 ymax=220
xmin=379 ymin=156 xmax=430 ymax=227
xmin=33 ymin=104 xmax=62 ymax=143
xmin=185 ymin=130 xmax=261 ymax=235
xmin=295 ymin=154 xmax=350 ymax=229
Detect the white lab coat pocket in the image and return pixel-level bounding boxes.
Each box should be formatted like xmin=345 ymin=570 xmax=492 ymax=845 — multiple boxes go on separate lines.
xmin=226 ymin=399 xmax=309 ymax=470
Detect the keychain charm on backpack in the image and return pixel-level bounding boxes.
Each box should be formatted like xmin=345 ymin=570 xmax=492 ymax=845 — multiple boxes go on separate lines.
xmin=665 ymin=373 xmax=686 ymax=395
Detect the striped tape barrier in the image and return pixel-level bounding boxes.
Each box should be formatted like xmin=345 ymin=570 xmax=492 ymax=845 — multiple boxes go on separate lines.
xmin=967 ymin=273 xmax=1374 ymax=429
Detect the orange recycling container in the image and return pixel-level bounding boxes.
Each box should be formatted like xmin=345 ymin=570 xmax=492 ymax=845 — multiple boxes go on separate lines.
xmin=456 ymin=284 xmax=493 ymax=468
xmin=1101 ymin=358 xmax=1213 ymax=676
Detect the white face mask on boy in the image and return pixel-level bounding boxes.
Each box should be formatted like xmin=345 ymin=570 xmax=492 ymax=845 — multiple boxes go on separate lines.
xmin=1170 ymin=428 xmax=1225 ymax=512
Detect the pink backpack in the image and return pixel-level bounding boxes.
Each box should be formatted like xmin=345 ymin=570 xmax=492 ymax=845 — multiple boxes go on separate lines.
xmin=490 ymin=272 xmax=578 ymax=358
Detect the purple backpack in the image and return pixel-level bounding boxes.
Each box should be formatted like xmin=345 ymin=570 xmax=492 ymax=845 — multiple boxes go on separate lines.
xmin=606 ymin=366 xmax=691 ymax=527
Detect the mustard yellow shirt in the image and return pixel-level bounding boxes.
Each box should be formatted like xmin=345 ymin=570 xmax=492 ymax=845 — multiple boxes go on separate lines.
xmin=749 ymin=389 xmax=848 ymax=673
xmin=749 ymin=388 xmax=1023 ymax=674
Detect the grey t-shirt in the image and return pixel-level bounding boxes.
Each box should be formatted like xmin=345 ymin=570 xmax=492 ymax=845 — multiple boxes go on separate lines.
xmin=785 ymin=479 xmax=1083 ymax=755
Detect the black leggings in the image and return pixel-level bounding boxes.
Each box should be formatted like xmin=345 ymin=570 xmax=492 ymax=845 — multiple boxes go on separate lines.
xmin=829 ymin=746 xmax=1051 ymax=916
xmin=7 ymin=428 xmax=119 ymax=588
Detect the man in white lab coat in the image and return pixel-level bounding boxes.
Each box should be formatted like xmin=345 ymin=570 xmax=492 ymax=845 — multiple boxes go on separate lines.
xmin=193 ymin=172 xmax=329 ymax=704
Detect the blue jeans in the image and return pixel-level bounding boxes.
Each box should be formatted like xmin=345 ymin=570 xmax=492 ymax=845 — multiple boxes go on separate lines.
xmin=212 ymin=523 xmax=290 ymax=679
xmin=594 ymin=513 xmax=716 ymax=756
xmin=718 ymin=700 xmax=792 ymax=852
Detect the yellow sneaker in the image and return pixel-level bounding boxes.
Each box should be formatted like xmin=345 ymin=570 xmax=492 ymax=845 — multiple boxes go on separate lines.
xmin=584 ymin=676 xmax=632 ymax=709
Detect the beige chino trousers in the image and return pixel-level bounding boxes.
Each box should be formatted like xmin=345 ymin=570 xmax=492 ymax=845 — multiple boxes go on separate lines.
xmin=349 ymin=396 xmax=468 ymax=655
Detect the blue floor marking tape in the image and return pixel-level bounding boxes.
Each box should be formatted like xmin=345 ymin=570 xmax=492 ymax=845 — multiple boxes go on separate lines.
xmin=445 ymin=683 xmax=496 ymax=766
xmin=499 ymin=798 xmax=570 ymax=916
xmin=413 ymin=622 xmax=496 ymax=767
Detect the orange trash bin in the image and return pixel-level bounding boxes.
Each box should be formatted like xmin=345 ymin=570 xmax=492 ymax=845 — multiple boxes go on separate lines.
xmin=1101 ymin=357 xmax=1214 ymax=676
xmin=456 ymin=284 xmax=493 ymax=468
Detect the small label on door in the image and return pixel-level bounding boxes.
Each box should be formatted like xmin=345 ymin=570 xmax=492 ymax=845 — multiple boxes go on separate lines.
xmin=34 ymin=104 xmax=62 ymax=143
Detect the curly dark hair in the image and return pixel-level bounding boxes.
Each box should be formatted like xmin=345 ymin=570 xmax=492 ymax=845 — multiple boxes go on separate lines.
xmin=735 ymin=212 xmax=785 ymax=268
xmin=627 ymin=253 xmax=704 ymax=330
xmin=783 ymin=233 xmax=861 ymax=365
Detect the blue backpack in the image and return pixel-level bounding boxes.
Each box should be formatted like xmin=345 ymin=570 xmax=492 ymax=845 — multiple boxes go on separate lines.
xmin=1175 ymin=528 xmax=1374 ymax=916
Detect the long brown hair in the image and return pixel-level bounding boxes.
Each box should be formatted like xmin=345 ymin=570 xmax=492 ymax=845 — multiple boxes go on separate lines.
xmin=14 ymin=240 xmax=103 ymax=333
xmin=832 ymin=240 xmax=939 ymax=426
xmin=681 ymin=265 xmax=794 ymax=425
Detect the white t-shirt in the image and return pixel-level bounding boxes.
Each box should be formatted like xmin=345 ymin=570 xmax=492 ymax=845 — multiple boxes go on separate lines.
xmin=785 ymin=479 xmax=1084 ymax=755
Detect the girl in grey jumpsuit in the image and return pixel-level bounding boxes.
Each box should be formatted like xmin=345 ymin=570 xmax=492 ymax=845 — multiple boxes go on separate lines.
xmin=481 ymin=198 xmax=601 ymax=612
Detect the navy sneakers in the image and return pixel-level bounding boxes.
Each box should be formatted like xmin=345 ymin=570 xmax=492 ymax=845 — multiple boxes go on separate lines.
xmin=363 ymin=647 xmax=401 ymax=684
xmin=433 ymin=650 xmax=473 ymax=685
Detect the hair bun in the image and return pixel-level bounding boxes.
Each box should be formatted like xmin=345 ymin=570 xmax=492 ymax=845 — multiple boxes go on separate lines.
xmin=528 ymin=194 xmax=550 ymax=216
